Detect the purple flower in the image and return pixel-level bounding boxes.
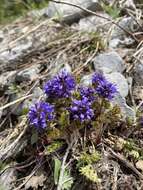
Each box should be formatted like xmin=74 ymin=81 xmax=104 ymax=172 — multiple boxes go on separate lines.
xmin=44 ymin=70 xmax=76 ymax=98
xmin=92 ymin=72 xmax=117 ymax=100
xmin=79 ymin=86 xmax=95 ymax=102
xmin=28 ymin=101 xmax=55 ymax=129
xmin=69 ymin=97 xmax=94 ymax=122
xmin=95 ymin=80 xmax=117 ymax=100
xmin=92 ymin=73 xmax=106 ymax=86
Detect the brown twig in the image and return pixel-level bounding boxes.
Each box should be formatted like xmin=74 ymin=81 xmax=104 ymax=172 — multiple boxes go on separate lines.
xmin=106 ymin=145 xmax=143 ymax=180
xmin=49 ymin=0 xmax=138 ymax=42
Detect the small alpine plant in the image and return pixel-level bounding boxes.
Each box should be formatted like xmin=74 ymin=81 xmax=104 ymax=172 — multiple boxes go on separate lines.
xmin=44 ymin=69 xmax=76 ymax=99
xmin=69 ymin=97 xmax=94 ymax=122
xmin=27 ymin=69 xmax=143 ymax=188
xmin=92 ymin=73 xmax=117 ymax=100
xmin=28 ymin=69 xmax=119 ymax=143
xmin=28 ymin=101 xmax=55 ymax=129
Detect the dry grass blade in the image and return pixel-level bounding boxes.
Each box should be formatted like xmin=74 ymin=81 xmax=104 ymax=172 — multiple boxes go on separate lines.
xmin=0 ymin=118 xmax=28 ymax=161
xmin=0 ymin=94 xmax=32 ymax=111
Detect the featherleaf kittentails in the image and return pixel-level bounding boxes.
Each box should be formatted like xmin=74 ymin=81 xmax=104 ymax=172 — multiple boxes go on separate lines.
xmin=95 ymin=79 xmax=117 ymax=100
xmin=79 ymin=86 xmax=96 ymax=102
xmin=69 ymin=97 xmax=94 ymax=122
xmin=28 ymin=101 xmax=55 ymax=129
xmin=92 ymin=72 xmax=117 ymax=100
xmin=28 ymin=70 xmax=118 ymax=131
xmin=92 ymin=73 xmax=106 ymax=86
xmin=26 ymin=69 xmax=143 ymax=188
xmin=44 ymin=69 xmax=76 ymax=99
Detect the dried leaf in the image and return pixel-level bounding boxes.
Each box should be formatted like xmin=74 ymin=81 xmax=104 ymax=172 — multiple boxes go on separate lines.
xmin=25 ymin=174 xmax=46 ymax=189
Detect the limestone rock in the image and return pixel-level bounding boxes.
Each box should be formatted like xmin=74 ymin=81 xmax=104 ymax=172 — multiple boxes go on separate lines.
xmin=93 ymin=52 xmax=125 ymax=73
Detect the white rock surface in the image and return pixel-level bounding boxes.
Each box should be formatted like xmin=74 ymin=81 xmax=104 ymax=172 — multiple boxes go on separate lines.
xmin=73 ymin=13 xmax=111 ymax=32
xmin=93 ymin=51 xmax=125 ymax=73
xmin=46 ymin=0 xmax=95 ymax=17
xmin=134 ymin=63 xmax=143 ymax=85
xmin=0 ymin=71 xmax=16 ymax=87
xmin=104 ymin=72 xmax=129 ymax=98
xmin=15 ymin=65 xmax=41 ymax=82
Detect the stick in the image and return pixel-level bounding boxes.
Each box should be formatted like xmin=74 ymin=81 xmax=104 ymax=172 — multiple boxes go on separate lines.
xmin=107 ymin=146 xmax=143 ymax=179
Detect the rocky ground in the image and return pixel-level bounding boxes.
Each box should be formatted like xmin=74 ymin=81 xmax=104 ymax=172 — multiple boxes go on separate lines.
xmin=0 ymin=0 xmax=143 ymax=189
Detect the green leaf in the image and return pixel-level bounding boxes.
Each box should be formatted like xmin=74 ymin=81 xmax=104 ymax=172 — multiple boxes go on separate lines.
xmin=22 ymin=107 xmax=29 ymax=115
xmin=0 ymin=161 xmax=6 ymax=172
xmin=102 ymin=4 xmax=120 ymax=19
xmin=45 ymin=141 xmax=63 ymax=155
xmin=59 ymin=111 xmax=70 ymax=129
xmin=54 ymin=158 xmax=61 ymax=185
xmin=62 ymin=170 xmax=73 ymax=190
xmin=31 ymin=130 xmax=38 ymax=145
xmin=53 ymin=158 xmax=73 ymax=190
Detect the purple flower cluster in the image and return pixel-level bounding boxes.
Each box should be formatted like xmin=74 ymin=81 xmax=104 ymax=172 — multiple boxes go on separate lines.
xmin=28 ymin=101 xmax=54 ymax=129
xmin=92 ymin=73 xmax=105 ymax=86
xmin=69 ymin=97 xmax=94 ymax=122
xmin=95 ymin=80 xmax=117 ymax=100
xmin=92 ymin=73 xmax=117 ymax=100
xmin=28 ymin=70 xmax=118 ymax=129
xmin=79 ymin=86 xmax=95 ymax=102
xmin=44 ymin=70 xmax=76 ymax=98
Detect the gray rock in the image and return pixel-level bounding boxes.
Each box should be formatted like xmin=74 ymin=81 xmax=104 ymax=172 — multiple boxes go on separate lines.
xmin=44 ymin=0 xmax=103 ymax=25
xmin=104 ymin=72 xmax=129 ymax=98
xmin=46 ymin=0 xmax=94 ymax=18
xmin=15 ymin=65 xmax=41 ymax=82
xmin=113 ymin=94 xmax=135 ymax=120
xmin=0 ymin=71 xmax=16 ymax=87
xmin=134 ymin=63 xmax=143 ymax=85
xmin=109 ymin=37 xmax=135 ymax=48
xmin=0 ymin=41 xmax=32 ymax=62
xmin=73 ymin=13 xmax=111 ymax=32
xmin=109 ymin=38 xmax=121 ymax=48
xmin=0 ymin=30 xmax=4 ymax=43
xmin=93 ymin=52 xmax=125 ymax=73
xmin=111 ymin=16 xmax=139 ymax=39
xmin=50 ymin=53 xmax=72 ymax=77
